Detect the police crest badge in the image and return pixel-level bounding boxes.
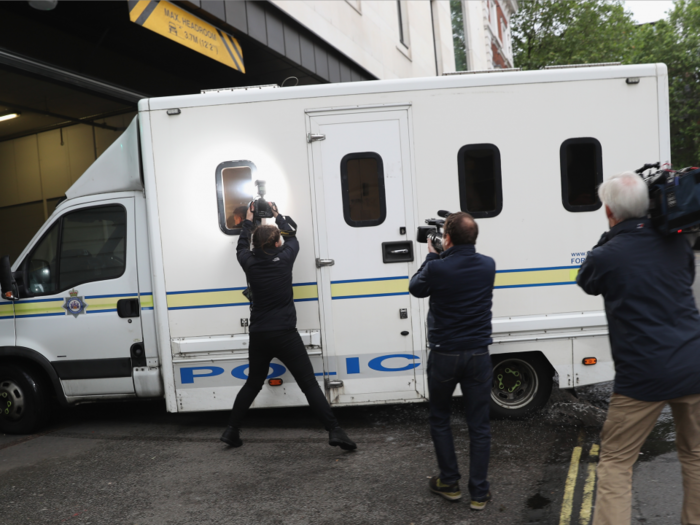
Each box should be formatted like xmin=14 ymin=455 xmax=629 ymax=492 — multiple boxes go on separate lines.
xmin=63 ymin=289 xmax=87 ymax=318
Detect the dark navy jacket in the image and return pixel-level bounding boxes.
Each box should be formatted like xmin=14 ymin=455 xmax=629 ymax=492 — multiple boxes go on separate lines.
xmin=577 ymin=218 xmax=700 ymax=401
xmin=409 ymin=244 xmax=495 ymax=351
xmin=236 ymin=216 xmax=299 ymax=333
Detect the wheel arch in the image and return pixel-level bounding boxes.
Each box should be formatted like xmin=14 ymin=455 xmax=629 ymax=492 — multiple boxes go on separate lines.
xmin=0 ymin=347 xmax=68 ymax=406
xmin=491 ymin=349 xmax=556 ymax=375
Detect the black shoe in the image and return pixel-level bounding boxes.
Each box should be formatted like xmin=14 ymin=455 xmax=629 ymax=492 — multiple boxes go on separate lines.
xmin=329 ymin=427 xmax=357 ymax=450
xmin=428 ymin=476 xmax=462 ymax=501
xmin=220 ymin=426 xmax=242 ymax=447
xmin=470 ymin=491 xmax=492 ymax=510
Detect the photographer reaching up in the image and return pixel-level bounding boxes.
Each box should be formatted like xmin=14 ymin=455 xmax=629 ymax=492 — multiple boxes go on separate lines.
xmin=577 ymin=172 xmax=700 ymax=525
xmin=409 ymin=212 xmax=495 ymax=511
xmin=220 ymin=202 xmax=356 ymax=451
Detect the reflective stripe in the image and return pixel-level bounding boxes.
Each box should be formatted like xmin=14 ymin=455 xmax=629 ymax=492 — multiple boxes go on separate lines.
xmin=168 ymin=289 xmax=248 ymax=310
xmin=140 ymin=294 xmax=154 ymax=309
xmin=0 ymin=303 xmax=14 ymax=319
xmin=15 ymin=300 xmax=64 ymax=317
xmin=331 ymin=277 xmax=409 ymax=300
xmin=14 ymin=293 xmax=146 ymax=317
xmin=85 ymin=295 xmax=137 ymax=313
xmin=165 ymin=284 xmax=319 ymax=310
xmin=495 ymin=266 xmax=580 ymax=289
xmin=163 ymin=264 xmax=582 ymax=310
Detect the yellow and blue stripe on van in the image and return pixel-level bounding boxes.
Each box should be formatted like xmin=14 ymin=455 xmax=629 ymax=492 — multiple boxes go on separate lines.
xmin=166 ymin=283 xmax=319 ymax=311
xmin=330 ymin=276 xmax=409 ymax=300
xmin=11 ymin=292 xmax=154 ymax=318
xmin=0 ymin=302 xmax=16 ymax=319
xmin=494 ymin=265 xmax=580 ymax=289
xmin=160 ymin=265 xmax=581 ymax=310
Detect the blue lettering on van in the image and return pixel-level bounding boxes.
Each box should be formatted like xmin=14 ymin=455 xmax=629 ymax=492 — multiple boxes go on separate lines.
xmin=368 ymin=354 xmax=419 ymax=372
xmin=571 ymin=252 xmax=587 ymax=264
xmin=180 ymin=366 xmax=224 ymax=384
xmin=346 ymin=357 xmax=360 ymax=374
xmin=231 ymin=363 xmax=286 ymax=380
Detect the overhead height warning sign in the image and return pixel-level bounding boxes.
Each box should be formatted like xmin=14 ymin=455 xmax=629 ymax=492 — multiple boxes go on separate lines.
xmin=128 ymin=1 xmax=245 ymax=74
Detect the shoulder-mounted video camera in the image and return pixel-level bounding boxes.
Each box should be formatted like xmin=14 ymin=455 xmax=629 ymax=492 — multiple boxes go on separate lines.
xmin=416 ymin=210 xmax=452 ymax=253
xmin=637 ymin=163 xmax=700 ymax=235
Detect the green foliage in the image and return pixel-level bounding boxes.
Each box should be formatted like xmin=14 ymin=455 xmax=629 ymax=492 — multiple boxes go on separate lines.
xmin=451 ymin=0 xmax=467 ymax=71
xmin=511 ymin=0 xmax=635 ymax=70
xmin=511 ymin=0 xmax=700 ymax=167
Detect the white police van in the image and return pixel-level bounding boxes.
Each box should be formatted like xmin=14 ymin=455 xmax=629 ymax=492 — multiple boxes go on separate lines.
xmin=0 ymin=64 xmax=672 ymax=433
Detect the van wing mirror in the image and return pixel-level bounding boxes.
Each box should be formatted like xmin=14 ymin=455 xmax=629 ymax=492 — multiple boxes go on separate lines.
xmin=0 ymin=256 xmax=18 ymax=301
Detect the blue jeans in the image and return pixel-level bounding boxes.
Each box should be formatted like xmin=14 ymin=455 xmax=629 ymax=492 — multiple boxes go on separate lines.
xmin=428 ymin=347 xmax=492 ymax=499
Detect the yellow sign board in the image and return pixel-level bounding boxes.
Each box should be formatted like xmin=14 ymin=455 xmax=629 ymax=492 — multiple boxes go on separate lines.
xmin=129 ymin=0 xmax=245 ymax=73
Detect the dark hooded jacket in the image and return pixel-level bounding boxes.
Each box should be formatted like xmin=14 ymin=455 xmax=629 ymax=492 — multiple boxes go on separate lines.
xmin=577 ymin=218 xmax=700 ymax=401
xmin=236 ymin=215 xmax=299 ymax=332
xmin=409 ymin=244 xmax=495 ymax=351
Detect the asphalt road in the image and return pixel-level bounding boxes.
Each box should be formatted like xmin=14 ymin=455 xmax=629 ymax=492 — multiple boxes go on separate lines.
xmin=0 ymin=382 xmax=685 ymax=525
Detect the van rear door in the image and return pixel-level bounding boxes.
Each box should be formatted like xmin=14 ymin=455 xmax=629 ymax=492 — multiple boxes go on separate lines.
xmin=308 ymin=107 xmax=423 ymax=404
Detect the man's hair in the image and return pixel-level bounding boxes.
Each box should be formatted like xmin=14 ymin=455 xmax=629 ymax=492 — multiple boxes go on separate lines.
xmin=597 ymin=172 xmax=649 ymax=221
xmin=252 ymin=224 xmax=280 ymax=251
xmin=444 ymin=212 xmax=478 ymax=245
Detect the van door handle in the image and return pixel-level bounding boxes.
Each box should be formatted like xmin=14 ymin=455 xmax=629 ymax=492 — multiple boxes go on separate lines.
xmin=117 ymin=298 xmax=140 ymax=318
xmin=391 ymin=249 xmax=409 ymax=254
xmin=316 ymin=259 xmax=335 ymax=268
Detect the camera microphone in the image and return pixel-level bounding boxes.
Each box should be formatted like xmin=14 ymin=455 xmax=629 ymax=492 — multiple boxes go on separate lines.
xmin=437 ymin=210 xmax=452 ymax=218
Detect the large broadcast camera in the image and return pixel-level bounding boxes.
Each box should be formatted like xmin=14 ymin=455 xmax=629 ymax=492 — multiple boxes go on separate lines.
xmin=637 ymin=163 xmax=700 ymax=234
xmin=416 ymin=210 xmax=452 ymax=253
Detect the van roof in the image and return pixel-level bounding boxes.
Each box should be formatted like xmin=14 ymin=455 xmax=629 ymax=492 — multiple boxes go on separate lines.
xmin=141 ymin=63 xmax=665 ymax=112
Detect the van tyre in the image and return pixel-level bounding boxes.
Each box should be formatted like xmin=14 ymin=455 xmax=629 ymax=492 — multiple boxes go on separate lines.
xmin=490 ymin=353 xmax=552 ymax=419
xmin=0 ymin=364 xmax=51 ymax=435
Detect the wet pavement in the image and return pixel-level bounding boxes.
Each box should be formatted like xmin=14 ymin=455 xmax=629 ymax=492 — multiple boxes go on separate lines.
xmin=0 ymin=382 xmax=686 ymax=524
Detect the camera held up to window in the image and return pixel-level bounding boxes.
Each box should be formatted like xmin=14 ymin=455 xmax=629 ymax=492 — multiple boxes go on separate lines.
xmin=416 ymin=210 xmax=452 ymax=253
xmin=636 ymin=163 xmax=700 ymax=235
xmin=251 ymin=180 xmax=274 ymax=225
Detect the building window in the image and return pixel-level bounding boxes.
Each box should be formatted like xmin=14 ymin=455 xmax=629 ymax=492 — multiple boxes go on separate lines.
xmin=457 ymin=144 xmax=503 ymax=218
xmin=450 ymin=0 xmax=468 ymax=71
xmin=216 ymin=161 xmax=255 ymax=235
xmin=560 ymin=138 xmax=603 ymax=212
xmin=341 ymin=152 xmax=386 ymax=227
xmin=397 ymin=1 xmax=410 ymax=48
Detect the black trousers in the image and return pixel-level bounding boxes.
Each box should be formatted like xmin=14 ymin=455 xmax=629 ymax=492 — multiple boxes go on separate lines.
xmin=227 ymin=329 xmax=339 ymax=431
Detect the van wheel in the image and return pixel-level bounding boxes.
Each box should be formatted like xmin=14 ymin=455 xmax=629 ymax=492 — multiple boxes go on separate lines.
xmin=490 ymin=353 xmax=552 ymax=418
xmin=0 ymin=364 xmax=50 ymax=434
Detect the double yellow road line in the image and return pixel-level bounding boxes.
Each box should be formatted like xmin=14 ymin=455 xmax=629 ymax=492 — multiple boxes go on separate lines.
xmin=560 ymin=443 xmax=600 ymax=525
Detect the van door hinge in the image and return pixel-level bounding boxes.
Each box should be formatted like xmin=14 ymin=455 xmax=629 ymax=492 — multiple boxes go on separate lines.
xmin=316 ymin=258 xmax=335 ymax=268
xmin=307 ymin=133 xmax=326 ymax=143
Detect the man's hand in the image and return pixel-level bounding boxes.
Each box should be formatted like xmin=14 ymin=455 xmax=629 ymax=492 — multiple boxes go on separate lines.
xmin=427 ymin=237 xmax=438 ymax=254
xmin=270 ymin=202 xmax=279 ymax=218
xmin=247 ymin=203 xmax=255 ymax=222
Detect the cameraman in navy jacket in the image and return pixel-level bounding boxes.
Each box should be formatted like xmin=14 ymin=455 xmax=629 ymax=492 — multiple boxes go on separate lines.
xmin=409 ymin=212 xmax=496 ymax=510
xmin=577 ymin=172 xmax=700 ymax=525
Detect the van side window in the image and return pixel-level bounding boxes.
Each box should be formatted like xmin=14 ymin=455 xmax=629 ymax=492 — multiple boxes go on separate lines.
xmin=26 ymin=222 xmax=60 ymax=295
xmin=340 ymin=152 xmax=387 ymax=227
xmin=216 ymin=161 xmax=255 ymax=235
xmin=560 ymin=138 xmax=603 ymax=212
xmin=25 ymin=205 xmax=127 ymax=296
xmin=60 ymin=206 xmax=126 ymax=290
xmin=457 ymin=144 xmax=503 ymax=218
